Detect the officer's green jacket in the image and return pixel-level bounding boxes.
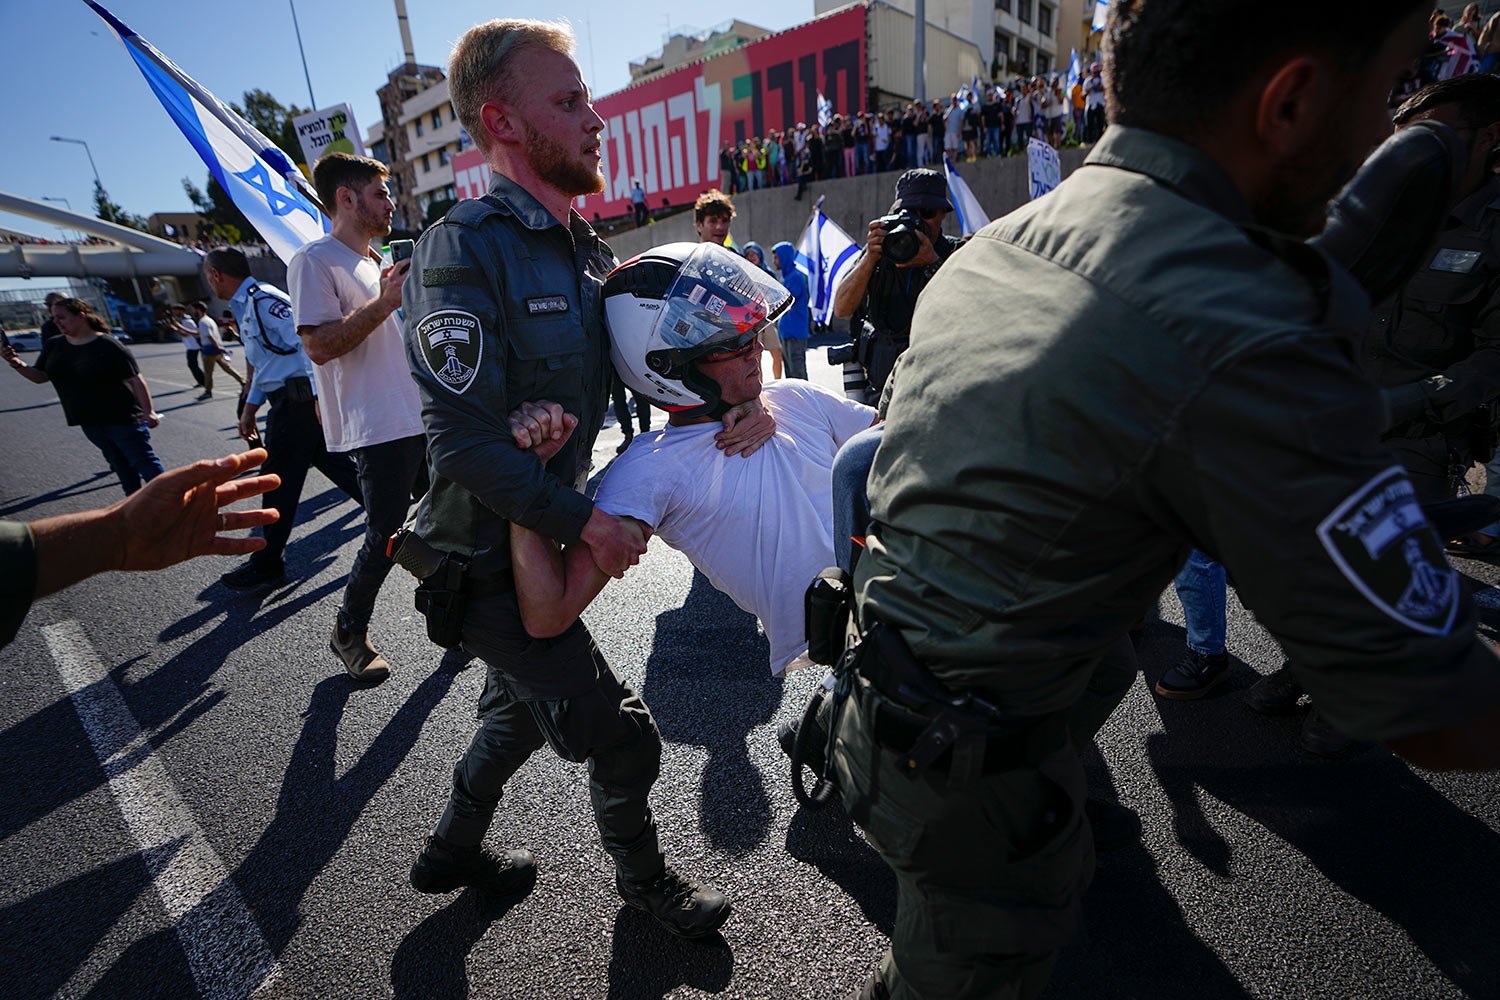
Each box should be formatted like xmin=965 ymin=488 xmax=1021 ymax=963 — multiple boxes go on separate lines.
xmin=857 ymin=126 xmax=1500 ymax=744
xmin=404 ymin=173 xmax=615 ymax=581
xmin=1365 ymin=174 xmax=1500 ymax=429
xmin=1 ymin=520 xmax=37 ymax=649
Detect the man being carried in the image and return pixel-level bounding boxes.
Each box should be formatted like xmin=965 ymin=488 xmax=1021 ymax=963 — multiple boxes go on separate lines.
xmin=505 ymin=243 xmax=877 ymax=677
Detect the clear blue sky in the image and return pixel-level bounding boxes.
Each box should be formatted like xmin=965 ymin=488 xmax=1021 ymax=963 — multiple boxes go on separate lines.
xmin=0 ymin=0 xmax=816 ymax=241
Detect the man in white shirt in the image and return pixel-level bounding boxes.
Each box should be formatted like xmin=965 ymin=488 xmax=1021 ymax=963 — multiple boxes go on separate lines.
xmin=1084 ymin=62 xmax=1107 ymax=143
xmin=288 ymin=152 xmax=426 ymax=682
xmin=189 ymin=300 xmax=245 ymax=401
xmin=168 ymin=304 xmax=204 ymax=389
xmin=506 ymin=319 xmax=876 ymax=676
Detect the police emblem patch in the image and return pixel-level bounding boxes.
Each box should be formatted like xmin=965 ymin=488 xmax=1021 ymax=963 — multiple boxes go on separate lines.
xmin=1316 ymin=466 xmax=1457 ymax=636
xmin=416 ymin=309 xmax=484 ymax=395
xmin=267 ymin=300 xmax=292 ymax=321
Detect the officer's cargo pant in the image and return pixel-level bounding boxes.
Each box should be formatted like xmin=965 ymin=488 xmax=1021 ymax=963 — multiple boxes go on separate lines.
xmin=832 ymin=693 xmax=1092 ymax=999
xmin=434 ymin=587 xmax=665 ymax=883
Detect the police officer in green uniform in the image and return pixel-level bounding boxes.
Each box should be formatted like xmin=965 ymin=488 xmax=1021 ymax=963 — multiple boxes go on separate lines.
xmin=1366 ymin=74 xmax=1500 ymax=506
xmin=830 ymin=4 xmax=1500 ymax=997
xmin=401 ymin=19 xmax=761 ymax=937
xmin=833 ymin=169 xmax=963 ymax=403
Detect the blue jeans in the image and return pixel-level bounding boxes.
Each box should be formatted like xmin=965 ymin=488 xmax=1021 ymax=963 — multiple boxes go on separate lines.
xmin=1173 ymin=549 xmax=1226 ymax=655
xmin=903 ymin=136 xmax=917 ymax=170
xmin=856 ymin=144 xmax=870 ymax=174
xmin=833 ymin=424 xmax=884 ymax=575
xmin=81 ymin=422 xmax=164 ymax=495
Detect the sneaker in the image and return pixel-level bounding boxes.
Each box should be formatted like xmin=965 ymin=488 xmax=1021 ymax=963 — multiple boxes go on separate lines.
xmin=616 ymin=435 xmax=633 ymax=455
xmin=1245 ymin=664 xmax=1305 ymax=715
xmin=409 ymin=836 xmax=536 ymax=897
xmin=219 ymin=560 xmax=285 ymax=592
xmin=1084 ymin=797 xmax=1142 ymax=852
xmin=1298 ymin=710 xmax=1371 ymax=759
xmin=1153 ymin=649 xmax=1230 ymax=700
xmin=617 ymin=865 xmax=732 ymax=939
xmin=331 ymin=620 xmax=391 ymax=683
xmin=195 ymin=391 xmax=212 ymax=400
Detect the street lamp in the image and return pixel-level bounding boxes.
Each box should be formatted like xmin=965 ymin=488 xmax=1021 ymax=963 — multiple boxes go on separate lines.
xmin=40 ymin=196 xmax=73 ymax=210
xmin=50 ymin=135 xmax=103 ymax=190
xmin=41 ymin=195 xmax=79 ymax=242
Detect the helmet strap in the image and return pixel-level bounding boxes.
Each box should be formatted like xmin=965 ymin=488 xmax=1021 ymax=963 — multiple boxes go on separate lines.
xmin=679 ymin=366 xmax=733 ymax=420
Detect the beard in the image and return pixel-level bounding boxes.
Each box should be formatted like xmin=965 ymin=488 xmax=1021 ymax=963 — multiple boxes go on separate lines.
xmin=522 ymin=115 xmax=605 ymax=197
xmin=356 ymin=201 xmax=393 ymax=238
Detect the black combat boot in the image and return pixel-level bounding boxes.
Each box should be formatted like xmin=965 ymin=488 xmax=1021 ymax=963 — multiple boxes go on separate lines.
xmin=409 ymin=835 xmax=536 ymax=897
xmin=617 ymin=864 xmax=732 ymax=938
xmin=1245 ymin=663 xmax=1305 ymax=714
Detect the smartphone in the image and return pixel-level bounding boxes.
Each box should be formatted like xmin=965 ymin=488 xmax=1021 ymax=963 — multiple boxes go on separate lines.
xmin=389 ymin=239 xmax=415 ymax=264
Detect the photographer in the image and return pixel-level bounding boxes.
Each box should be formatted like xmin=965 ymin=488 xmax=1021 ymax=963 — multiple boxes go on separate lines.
xmin=831 ymin=168 xmax=963 ymax=402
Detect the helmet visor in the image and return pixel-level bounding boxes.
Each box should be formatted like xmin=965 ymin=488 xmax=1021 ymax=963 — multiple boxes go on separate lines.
xmin=649 ymin=244 xmax=791 ymax=373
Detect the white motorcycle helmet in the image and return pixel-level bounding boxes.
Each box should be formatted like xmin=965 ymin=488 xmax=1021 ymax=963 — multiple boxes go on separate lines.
xmin=605 ymin=242 xmax=792 ymax=419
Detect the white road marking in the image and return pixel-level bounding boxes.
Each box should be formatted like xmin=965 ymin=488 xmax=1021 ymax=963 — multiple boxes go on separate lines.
xmin=42 ymin=620 xmax=280 ymax=999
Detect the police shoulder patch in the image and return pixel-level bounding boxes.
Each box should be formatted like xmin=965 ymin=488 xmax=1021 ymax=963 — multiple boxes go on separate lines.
xmin=266 ymin=299 xmax=292 ymax=321
xmin=1316 ymin=466 xmax=1457 ymax=636
xmin=416 ymin=309 xmax=484 ymax=395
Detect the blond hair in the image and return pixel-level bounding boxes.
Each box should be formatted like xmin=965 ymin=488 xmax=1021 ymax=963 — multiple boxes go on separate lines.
xmin=450 ymin=19 xmax=575 ymax=153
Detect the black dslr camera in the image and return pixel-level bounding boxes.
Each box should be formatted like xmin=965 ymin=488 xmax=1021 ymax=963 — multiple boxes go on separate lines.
xmin=877 ymin=210 xmax=925 ymax=266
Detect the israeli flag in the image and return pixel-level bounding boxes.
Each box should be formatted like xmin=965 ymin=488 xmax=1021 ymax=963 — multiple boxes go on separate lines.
xmin=1067 ymin=49 xmax=1082 ymax=91
xmin=85 ymin=0 xmax=330 ymax=264
xmin=793 ymin=197 xmax=861 ymax=325
xmin=942 ymin=155 xmax=990 ymax=238
xmin=1092 ymin=0 xmax=1110 ymax=31
xmin=817 ymin=92 xmax=833 ymax=129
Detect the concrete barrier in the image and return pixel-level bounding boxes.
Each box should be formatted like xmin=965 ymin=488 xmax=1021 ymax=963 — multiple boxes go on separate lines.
xmin=603 ymin=146 xmax=1090 ymax=259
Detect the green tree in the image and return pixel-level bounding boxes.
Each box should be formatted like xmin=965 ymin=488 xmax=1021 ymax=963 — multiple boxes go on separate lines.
xmin=93 ymin=180 xmax=149 ymax=232
xmin=182 ymin=176 xmax=245 ymax=243
xmin=424 ymin=197 xmax=457 ymax=226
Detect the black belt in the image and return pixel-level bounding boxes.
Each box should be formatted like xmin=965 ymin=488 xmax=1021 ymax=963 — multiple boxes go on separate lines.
xmin=266 ymin=377 xmax=314 ymax=407
xmin=860 ymin=683 xmax=1066 ymax=775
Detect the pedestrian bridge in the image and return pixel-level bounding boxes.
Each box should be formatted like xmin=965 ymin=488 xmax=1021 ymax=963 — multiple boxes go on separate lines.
xmin=0 ymin=191 xmax=204 ymax=280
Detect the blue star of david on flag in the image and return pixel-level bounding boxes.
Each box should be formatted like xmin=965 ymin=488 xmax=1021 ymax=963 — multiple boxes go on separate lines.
xmin=235 ymin=160 xmax=320 ymax=222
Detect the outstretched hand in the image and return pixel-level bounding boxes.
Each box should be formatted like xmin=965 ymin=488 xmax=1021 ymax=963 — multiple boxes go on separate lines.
xmin=509 ymin=400 xmax=579 ymax=464
xmin=116 ymin=448 xmax=281 ymax=571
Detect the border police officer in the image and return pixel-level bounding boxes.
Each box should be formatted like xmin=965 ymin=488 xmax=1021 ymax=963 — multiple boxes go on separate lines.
xmin=203 ymin=248 xmax=362 ymax=592
xmin=401 ymin=18 xmax=768 ymax=939
xmin=835 ymin=4 xmax=1500 ymax=997
xmin=1366 ymin=75 xmax=1500 ymax=508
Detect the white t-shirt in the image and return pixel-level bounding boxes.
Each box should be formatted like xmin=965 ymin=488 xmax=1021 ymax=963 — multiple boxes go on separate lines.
xmin=595 ymin=380 xmax=876 ymax=676
xmin=287 ymin=234 xmax=424 ymax=452
xmin=195 ymin=315 xmax=220 ymax=350
xmin=1084 ymin=76 xmax=1106 ymax=110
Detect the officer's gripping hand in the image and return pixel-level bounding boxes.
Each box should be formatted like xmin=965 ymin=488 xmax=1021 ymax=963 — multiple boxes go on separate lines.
xmin=508 ymin=399 xmax=579 ymax=465
xmin=115 ymin=449 xmax=280 ymax=571
xmin=580 ymin=507 xmax=648 ymax=579
xmin=238 ymin=405 xmax=260 ymax=444
xmin=717 ymin=398 xmax=777 ymax=457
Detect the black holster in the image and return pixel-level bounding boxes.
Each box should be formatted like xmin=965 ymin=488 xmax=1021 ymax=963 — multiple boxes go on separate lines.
xmin=413 ymin=551 xmax=471 ymax=649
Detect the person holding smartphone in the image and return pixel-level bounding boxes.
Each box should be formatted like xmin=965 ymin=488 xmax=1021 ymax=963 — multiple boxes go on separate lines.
xmin=4 ymin=297 xmax=165 ymax=494
xmin=288 ymin=152 xmax=425 ymax=682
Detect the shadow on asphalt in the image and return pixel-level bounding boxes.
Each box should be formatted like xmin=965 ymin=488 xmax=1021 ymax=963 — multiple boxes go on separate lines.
xmin=390 ymin=888 xmax=529 ymax=1000
xmin=604 ymin=906 xmax=734 ymax=998
xmin=1046 ymin=620 xmax=1500 ymax=998
xmin=641 ymin=570 xmax=786 ymax=855
xmin=0 ymin=470 xmax=116 ymax=517
xmin=0 ymin=839 xmax=195 ymax=1000
xmin=784 ymin=804 xmax=896 ymax=936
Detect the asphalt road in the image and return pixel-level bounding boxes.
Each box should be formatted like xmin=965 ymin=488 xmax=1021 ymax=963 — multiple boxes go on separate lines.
xmin=2 ymin=339 xmax=1498 ymax=1000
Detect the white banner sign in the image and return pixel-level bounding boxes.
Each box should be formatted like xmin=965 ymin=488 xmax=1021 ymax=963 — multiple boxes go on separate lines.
xmin=292 ymin=103 xmax=365 ymax=167
xmin=1027 ymin=138 xmax=1062 ymax=200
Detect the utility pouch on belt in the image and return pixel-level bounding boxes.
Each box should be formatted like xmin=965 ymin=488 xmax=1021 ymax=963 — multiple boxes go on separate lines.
xmin=389 ymin=527 xmax=470 ymax=649
xmin=805 ymin=567 xmax=855 ymax=666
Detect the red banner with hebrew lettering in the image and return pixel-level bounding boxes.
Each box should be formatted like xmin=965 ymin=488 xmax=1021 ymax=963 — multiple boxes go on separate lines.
xmin=577 ymin=6 xmax=866 ymax=219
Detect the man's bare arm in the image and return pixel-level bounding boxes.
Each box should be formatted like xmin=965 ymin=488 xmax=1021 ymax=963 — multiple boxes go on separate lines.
xmin=510 ymin=520 xmax=647 ymax=639
xmin=832 ymin=221 xmax=886 ymax=319
xmin=300 ymin=259 xmax=409 ymax=365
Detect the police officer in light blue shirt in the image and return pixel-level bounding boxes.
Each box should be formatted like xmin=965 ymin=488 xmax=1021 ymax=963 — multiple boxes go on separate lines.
xmin=204 ymin=248 xmax=361 ymax=591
